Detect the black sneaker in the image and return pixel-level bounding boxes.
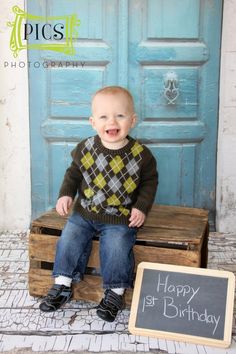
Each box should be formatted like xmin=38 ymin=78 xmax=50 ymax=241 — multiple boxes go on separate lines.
xmin=39 ymin=284 xmax=72 ymax=312
xmin=96 ymin=289 xmax=124 ymax=322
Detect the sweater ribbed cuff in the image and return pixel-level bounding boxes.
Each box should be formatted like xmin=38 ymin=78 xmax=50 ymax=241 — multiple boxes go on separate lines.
xmin=132 ymin=200 xmax=150 ymax=215
xmin=58 ymin=189 xmax=76 ymax=199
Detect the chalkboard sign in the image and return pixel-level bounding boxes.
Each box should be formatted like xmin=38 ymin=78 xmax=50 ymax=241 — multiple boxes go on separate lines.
xmin=129 ymin=262 xmax=235 ymax=348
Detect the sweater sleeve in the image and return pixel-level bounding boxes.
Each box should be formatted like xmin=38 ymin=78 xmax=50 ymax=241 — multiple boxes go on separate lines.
xmin=132 ymin=147 xmax=158 ymax=215
xmin=58 ymin=145 xmax=83 ymax=199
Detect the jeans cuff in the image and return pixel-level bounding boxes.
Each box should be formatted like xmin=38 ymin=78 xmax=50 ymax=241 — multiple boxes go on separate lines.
xmin=103 ymin=282 xmax=133 ymax=289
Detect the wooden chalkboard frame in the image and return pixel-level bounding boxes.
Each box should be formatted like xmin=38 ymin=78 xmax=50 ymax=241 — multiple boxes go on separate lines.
xmin=129 ymin=262 xmax=235 ymax=348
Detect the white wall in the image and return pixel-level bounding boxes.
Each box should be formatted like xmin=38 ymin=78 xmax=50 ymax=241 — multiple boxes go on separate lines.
xmin=0 ymin=0 xmax=235 ymax=232
xmin=0 ymin=0 xmax=31 ymax=231
xmin=216 ymin=0 xmax=236 ymax=232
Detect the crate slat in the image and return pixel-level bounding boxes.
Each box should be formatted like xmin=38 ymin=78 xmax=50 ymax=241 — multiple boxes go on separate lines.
xmin=134 ymin=244 xmax=200 ymax=267
xmin=28 ymin=268 xmax=133 ymax=304
xmin=29 ymin=234 xmax=100 ymax=268
xmin=29 ymin=234 xmax=200 ymax=268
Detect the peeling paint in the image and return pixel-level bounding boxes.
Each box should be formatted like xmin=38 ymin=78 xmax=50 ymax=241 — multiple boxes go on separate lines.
xmin=0 ymin=233 xmax=235 ymax=353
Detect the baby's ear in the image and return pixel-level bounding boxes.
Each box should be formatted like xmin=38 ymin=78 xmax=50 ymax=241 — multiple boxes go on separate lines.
xmin=131 ymin=113 xmax=137 ymax=128
xmin=89 ymin=116 xmax=95 ymax=128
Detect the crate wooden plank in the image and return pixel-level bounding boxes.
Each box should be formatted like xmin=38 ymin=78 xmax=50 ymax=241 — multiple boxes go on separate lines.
xmin=28 ymin=268 xmax=133 ymax=305
xmin=31 ymin=205 xmax=209 ymax=247
xmin=29 ymin=234 xmax=200 ymax=268
xmin=146 ymin=206 xmax=208 ymax=228
xmin=30 ymin=227 xmax=206 ymax=248
xmin=137 ymin=227 xmax=206 ymax=247
xmin=134 ymin=245 xmax=200 ymax=267
xmin=148 ymin=204 xmax=208 ymax=218
xmin=29 ymin=234 xmax=58 ymax=263
xmin=29 ymin=234 xmax=100 ymax=268
xmin=31 ymin=210 xmax=67 ymax=231
xmin=30 ymin=225 xmax=208 ymax=250
xmin=73 ymin=275 xmax=134 ymax=304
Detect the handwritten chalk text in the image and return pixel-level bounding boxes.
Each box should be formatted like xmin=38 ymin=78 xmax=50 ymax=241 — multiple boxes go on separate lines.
xmin=156 ymin=273 xmax=200 ymax=304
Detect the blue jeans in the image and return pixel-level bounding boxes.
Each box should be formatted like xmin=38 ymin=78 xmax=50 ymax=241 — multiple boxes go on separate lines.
xmin=53 ymin=212 xmax=137 ymax=289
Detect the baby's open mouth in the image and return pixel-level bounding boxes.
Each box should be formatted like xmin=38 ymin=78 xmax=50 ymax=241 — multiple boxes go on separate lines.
xmin=106 ymin=129 xmax=120 ymax=136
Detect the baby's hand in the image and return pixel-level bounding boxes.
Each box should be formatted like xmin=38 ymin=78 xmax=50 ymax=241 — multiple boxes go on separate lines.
xmin=129 ymin=208 xmax=146 ymax=228
xmin=56 ymin=196 xmax=73 ymax=216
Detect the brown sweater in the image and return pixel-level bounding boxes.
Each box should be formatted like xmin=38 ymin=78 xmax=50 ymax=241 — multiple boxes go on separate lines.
xmin=58 ymin=135 xmax=158 ymax=225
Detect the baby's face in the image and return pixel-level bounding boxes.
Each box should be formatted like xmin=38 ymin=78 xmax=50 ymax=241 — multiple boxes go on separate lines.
xmin=89 ymin=93 xmax=136 ymax=149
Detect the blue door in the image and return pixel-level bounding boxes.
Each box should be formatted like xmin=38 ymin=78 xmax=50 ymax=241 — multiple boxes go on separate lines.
xmin=29 ymin=0 xmax=222 ymax=227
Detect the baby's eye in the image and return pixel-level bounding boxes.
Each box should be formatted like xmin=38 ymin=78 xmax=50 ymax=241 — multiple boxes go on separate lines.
xmin=99 ymin=115 xmax=107 ymax=119
xmin=117 ymin=114 xmax=125 ymax=118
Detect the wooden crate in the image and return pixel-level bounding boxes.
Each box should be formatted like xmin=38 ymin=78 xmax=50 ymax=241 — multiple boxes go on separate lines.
xmin=28 ymin=204 xmax=209 ymax=306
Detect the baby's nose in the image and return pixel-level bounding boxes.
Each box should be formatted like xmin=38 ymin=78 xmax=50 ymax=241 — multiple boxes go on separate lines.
xmin=108 ymin=116 xmax=117 ymax=123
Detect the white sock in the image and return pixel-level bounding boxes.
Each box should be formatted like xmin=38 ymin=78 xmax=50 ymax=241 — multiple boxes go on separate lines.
xmin=111 ymin=288 xmax=125 ymax=296
xmin=55 ymin=275 xmax=72 ymax=287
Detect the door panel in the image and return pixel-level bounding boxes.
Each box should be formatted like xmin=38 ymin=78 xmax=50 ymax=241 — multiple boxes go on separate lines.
xmin=129 ymin=0 xmax=222 ymax=226
xmin=28 ymin=0 xmax=122 ymax=217
xmin=147 ymin=0 xmax=200 ymax=39
xmin=29 ymin=0 xmax=222 ymax=228
xmin=143 ymin=67 xmax=198 ymax=119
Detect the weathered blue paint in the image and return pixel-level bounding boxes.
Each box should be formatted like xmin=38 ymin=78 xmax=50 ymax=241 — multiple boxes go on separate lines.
xmin=29 ymin=0 xmax=222 ymax=227
xmin=129 ymin=0 xmax=223 ymax=226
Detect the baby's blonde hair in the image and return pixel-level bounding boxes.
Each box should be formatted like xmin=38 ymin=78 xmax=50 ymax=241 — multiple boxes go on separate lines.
xmin=92 ymin=86 xmax=135 ymax=112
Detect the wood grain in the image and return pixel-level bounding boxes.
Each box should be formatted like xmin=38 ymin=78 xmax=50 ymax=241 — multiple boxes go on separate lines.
xmin=28 ymin=204 xmax=209 ymax=301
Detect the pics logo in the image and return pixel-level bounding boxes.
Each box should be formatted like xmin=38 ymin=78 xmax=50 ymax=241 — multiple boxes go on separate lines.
xmin=7 ymin=6 xmax=80 ymax=57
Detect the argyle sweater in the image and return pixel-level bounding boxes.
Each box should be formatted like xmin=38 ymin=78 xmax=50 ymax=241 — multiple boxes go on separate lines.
xmin=58 ymin=135 xmax=158 ymax=225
